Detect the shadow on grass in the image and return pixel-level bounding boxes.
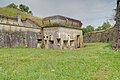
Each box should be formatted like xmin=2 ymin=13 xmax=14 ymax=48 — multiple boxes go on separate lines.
xmin=84 ymin=43 xmax=100 ymax=48
xmin=103 ymin=43 xmax=112 ymax=49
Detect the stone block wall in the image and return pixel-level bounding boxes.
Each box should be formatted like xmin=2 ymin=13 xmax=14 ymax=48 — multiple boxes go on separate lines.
xmin=83 ymin=27 xmax=115 ymax=43
xmin=0 ymin=23 xmax=42 ymax=48
xmin=43 ymin=26 xmax=83 ymax=49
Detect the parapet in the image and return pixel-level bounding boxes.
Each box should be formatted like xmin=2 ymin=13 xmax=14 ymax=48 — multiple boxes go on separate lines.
xmin=43 ymin=15 xmax=82 ymax=28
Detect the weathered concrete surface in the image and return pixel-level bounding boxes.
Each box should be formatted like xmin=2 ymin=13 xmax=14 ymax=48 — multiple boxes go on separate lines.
xmin=0 ymin=14 xmax=83 ymax=49
xmin=43 ymin=15 xmax=82 ymax=27
xmin=0 ymin=23 xmax=42 ymax=48
xmin=83 ymin=27 xmax=115 ymax=43
xmin=43 ymin=26 xmax=83 ymax=49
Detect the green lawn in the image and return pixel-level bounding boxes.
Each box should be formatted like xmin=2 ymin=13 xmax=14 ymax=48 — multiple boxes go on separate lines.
xmin=0 ymin=43 xmax=120 ymax=80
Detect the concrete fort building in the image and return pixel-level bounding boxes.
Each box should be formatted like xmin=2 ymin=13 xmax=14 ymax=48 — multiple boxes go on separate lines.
xmin=43 ymin=15 xmax=83 ymax=49
xmin=0 ymin=14 xmax=83 ymax=49
xmin=0 ymin=14 xmax=43 ymax=48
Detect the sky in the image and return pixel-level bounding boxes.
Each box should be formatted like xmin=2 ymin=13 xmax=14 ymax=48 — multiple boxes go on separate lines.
xmin=0 ymin=0 xmax=116 ymax=28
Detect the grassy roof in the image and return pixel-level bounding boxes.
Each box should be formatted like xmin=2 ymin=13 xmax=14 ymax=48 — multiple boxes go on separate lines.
xmin=0 ymin=7 xmax=43 ymax=26
xmin=0 ymin=7 xmax=82 ymax=29
xmin=43 ymin=22 xmax=81 ymax=29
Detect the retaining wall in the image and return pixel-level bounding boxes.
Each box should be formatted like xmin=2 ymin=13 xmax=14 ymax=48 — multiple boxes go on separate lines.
xmin=83 ymin=27 xmax=115 ymax=43
xmin=0 ymin=23 xmax=42 ymax=48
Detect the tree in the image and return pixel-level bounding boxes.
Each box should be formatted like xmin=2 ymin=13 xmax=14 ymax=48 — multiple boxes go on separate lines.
xmin=101 ymin=21 xmax=111 ymax=30
xmin=95 ymin=26 xmax=102 ymax=31
xmin=82 ymin=28 xmax=87 ymax=35
xmin=28 ymin=11 xmax=33 ymax=15
xmin=95 ymin=21 xmax=112 ymax=31
xmin=25 ymin=6 xmax=29 ymax=13
xmin=82 ymin=25 xmax=94 ymax=34
xmin=19 ymin=4 xmax=30 ymax=13
xmin=6 ymin=3 xmax=33 ymax=14
xmin=86 ymin=25 xmax=94 ymax=32
xmin=19 ymin=4 xmax=26 ymax=12
xmin=6 ymin=3 xmax=18 ymax=9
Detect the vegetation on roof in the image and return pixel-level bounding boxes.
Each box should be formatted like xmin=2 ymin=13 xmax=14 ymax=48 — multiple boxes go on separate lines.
xmin=87 ymin=28 xmax=112 ymax=34
xmin=0 ymin=7 xmax=43 ymax=26
xmin=6 ymin=3 xmax=32 ymax=16
xmin=43 ymin=15 xmax=82 ymax=23
xmin=0 ymin=7 xmax=82 ymax=29
xmin=43 ymin=22 xmax=81 ymax=29
xmin=43 ymin=15 xmax=82 ymax=29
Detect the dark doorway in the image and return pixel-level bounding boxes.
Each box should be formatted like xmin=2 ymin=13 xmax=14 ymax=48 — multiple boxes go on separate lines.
xmin=49 ymin=40 xmax=54 ymax=48
xmin=77 ymin=35 xmax=80 ymax=48
xmin=37 ymin=39 xmax=42 ymax=48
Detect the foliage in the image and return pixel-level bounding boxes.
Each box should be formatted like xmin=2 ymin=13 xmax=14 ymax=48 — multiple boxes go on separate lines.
xmin=40 ymin=41 xmax=45 ymax=48
xmin=0 ymin=7 xmax=79 ymax=29
xmin=6 ymin=3 xmax=32 ymax=14
xmin=6 ymin=3 xmax=18 ymax=9
xmin=115 ymin=1 xmax=119 ymax=18
xmin=83 ymin=22 xmax=112 ymax=34
xmin=95 ymin=21 xmax=112 ymax=31
xmin=82 ymin=25 xmax=94 ymax=34
xmin=0 ymin=43 xmax=120 ymax=80
xmin=28 ymin=11 xmax=33 ymax=15
xmin=101 ymin=22 xmax=112 ymax=30
xmin=82 ymin=27 xmax=87 ymax=35
xmin=0 ymin=7 xmax=42 ymax=25
xmin=95 ymin=26 xmax=102 ymax=31
xmin=44 ymin=22 xmax=81 ymax=29
xmin=19 ymin=4 xmax=31 ymax=13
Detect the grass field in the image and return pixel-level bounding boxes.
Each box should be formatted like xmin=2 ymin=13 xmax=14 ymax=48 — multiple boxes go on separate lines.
xmin=0 ymin=43 xmax=120 ymax=80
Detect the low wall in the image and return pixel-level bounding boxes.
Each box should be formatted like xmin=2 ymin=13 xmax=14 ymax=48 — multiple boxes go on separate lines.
xmin=83 ymin=27 xmax=115 ymax=43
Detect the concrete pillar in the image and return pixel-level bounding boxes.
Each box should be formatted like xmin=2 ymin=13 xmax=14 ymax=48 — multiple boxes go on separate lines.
xmin=46 ymin=40 xmax=49 ymax=49
xmin=60 ymin=39 xmax=63 ymax=49
xmin=68 ymin=35 xmax=70 ymax=48
xmin=74 ymin=35 xmax=77 ymax=49
xmin=80 ymin=33 xmax=83 ymax=48
xmin=17 ymin=14 xmax=23 ymax=26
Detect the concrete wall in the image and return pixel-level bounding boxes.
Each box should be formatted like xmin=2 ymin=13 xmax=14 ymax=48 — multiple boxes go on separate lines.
xmin=43 ymin=26 xmax=83 ymax=49
xmin=43 ymin=27 xmax=59 ymax=49
xmin=0 ymin=15 xmax=83 ymax=49
xmin=0 ymin=14 xmax=44 ymax=48
xmin=0 ymin=17 xmax=18 ymax=25
xmin=83 ymin=27 xmax=115 ymax=43
xmin=43 ymin=15 xmax=82 ymax=27
xmin=58 ymin=27 xmax=83 ymax=49
xmin=0 ymin=23 xmax=42 ymax=48
xmin=23 ymin=19 xmax=41 ymax=28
